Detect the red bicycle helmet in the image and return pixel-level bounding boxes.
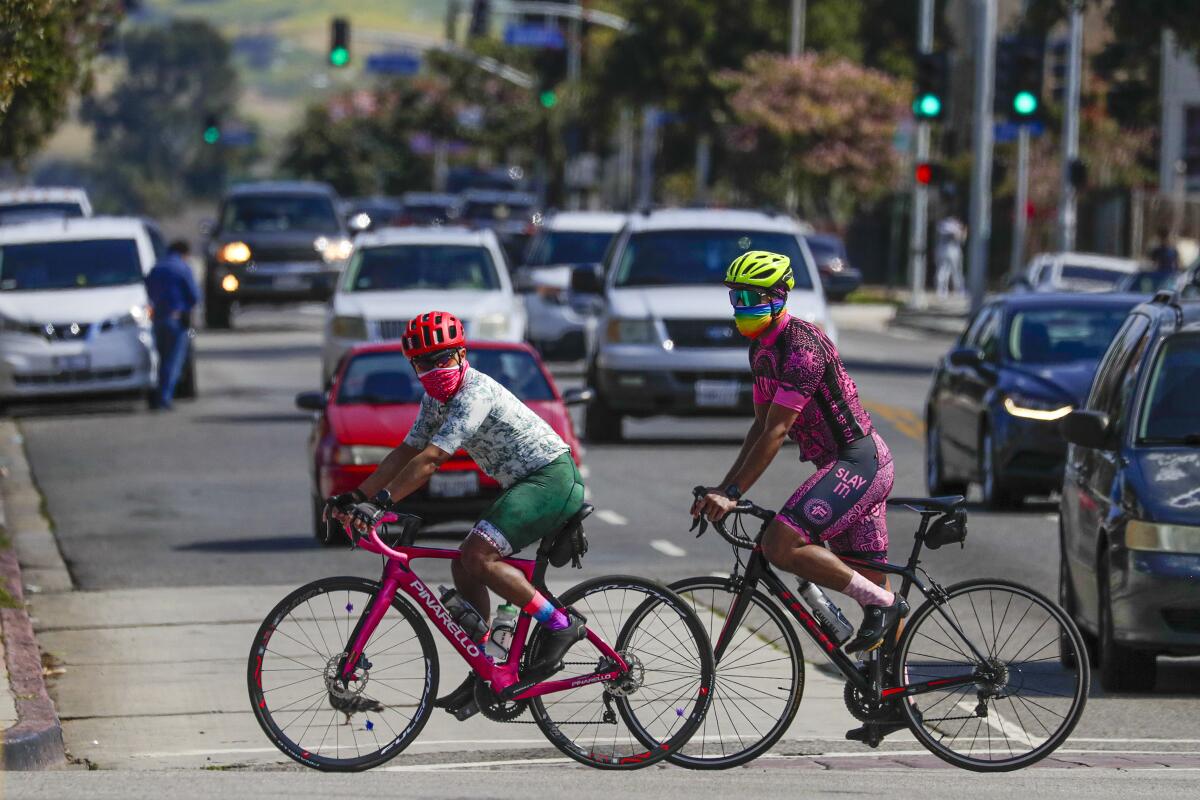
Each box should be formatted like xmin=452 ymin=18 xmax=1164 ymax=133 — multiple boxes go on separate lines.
xmin=400 ymin=311 xmax=466 ymax=358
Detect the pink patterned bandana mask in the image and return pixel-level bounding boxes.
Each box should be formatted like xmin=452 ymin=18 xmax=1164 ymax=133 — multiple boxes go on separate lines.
xmin=418 ymin=360 xmax=468 ymax=402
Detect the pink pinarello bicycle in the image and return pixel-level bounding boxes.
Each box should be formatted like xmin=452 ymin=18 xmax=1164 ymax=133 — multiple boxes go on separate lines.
xmin=248 ymin=509 xmax=715 ymax=771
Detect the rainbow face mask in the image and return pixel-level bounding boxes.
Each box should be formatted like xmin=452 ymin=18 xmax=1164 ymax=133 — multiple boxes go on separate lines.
xmin=731 ymin=297 xmax=786 ymax=338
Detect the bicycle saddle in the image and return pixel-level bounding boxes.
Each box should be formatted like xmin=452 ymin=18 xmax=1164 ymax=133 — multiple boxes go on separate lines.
xmin=887 ymin=495 xmax=965 ymax=513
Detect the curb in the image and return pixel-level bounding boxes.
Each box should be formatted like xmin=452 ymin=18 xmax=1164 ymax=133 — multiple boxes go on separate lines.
xmin=0 ymin=422 xmax=67 ymax=770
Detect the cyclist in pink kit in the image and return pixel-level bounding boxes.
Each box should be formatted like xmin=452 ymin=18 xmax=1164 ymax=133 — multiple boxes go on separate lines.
xmin=692 ymin=251 xmax=908 ymax=657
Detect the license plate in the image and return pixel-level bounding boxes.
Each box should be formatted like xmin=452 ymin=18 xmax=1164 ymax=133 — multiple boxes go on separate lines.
xmin=695 ymin=379 xmax=740 ymax=408
xmin=52 ymin=354 xmax=90 ymax=372
xmin=273 ymin=275 xmax=309 ymax=290
xmin=429 ymin=471 xmax=480 ymax=498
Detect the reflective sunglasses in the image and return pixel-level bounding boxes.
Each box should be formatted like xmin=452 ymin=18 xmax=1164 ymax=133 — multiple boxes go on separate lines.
xmin=729 ymin=288 xmax=769 ymax=308
xmin=410 ymin=349 xmax=460 ymax=371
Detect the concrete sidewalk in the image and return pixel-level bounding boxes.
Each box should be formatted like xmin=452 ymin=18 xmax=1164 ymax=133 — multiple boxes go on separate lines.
xmin=29 ymin=581 xmax=880 ymax=769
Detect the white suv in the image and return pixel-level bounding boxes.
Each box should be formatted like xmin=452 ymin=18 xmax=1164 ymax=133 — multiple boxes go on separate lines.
xmin=0 ymin=187 xmax=93 ymax=225
xmin=322 ymin=226 xmax=525 ymax=379
xmin=574 ymin=208 xmax=833 ymax=441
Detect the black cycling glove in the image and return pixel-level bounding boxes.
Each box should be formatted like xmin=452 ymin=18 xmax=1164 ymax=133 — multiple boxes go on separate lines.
xmin=321 ymin=489 xmax=365 ymax=544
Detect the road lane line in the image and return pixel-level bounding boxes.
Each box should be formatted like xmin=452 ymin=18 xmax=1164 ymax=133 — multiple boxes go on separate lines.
xmin=651 ymin=539 xmax=687 ymax=557
xmin=863 ymin=401 xmax=925 ymax=442
xmin=595 ymin=509 xmax=628 ymax=526
xmin=578 ymin=465 xmax=591 ymax=478
xmin=384 ymin=756 xmax=572 ymax=771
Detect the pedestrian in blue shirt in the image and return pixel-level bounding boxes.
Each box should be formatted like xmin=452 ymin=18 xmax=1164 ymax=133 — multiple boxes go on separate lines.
xmin=145 ymin=240 xmax=199 ymax=410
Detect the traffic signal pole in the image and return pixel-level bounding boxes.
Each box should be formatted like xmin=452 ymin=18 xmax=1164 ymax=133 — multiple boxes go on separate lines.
xmin=967 ymin=0 xmax=997 ymax=313
xmin=1010 ymin=125 xmax=1030 ymax=277
xmin=908 ymin=0 xmax=933 ymax=310
xmin=1057 ymin=1 xmax=1082 ymax=251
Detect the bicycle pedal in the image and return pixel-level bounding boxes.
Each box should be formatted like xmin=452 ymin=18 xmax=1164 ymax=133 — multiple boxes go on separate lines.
xmin=453 ymin=700 xmax=480 ymax=722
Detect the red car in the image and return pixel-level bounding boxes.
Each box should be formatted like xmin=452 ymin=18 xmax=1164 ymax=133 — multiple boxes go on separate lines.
xmin=296 ymin=340 xmax=588 ymax=543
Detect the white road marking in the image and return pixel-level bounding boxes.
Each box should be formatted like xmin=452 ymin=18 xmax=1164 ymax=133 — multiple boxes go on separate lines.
xmin=384 ymin=756 xmax=572 ymax=772
xmin=578 ymin=465 xmax=590 ymax=478
xmin=710 ymin=570 xmax=730 ymax=578
xmin=132 ymin=739 xmax=559 ymax=758
xmin=595 ymin=509 xmax=628 ymax=526
xmin=953 ymin=702 xmax=1039 ymax=748
xmin=651 ymin=539 xmax=687 ymax=557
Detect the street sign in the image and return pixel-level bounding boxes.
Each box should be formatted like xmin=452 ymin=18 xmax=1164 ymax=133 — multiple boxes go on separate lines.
xmin=365 ymin=52 xmax=422 ymax=76
xmin=503 ymin=23 xmax=565 ymax=49
xmin=994 ymin=120 xmax=1044 ymax=143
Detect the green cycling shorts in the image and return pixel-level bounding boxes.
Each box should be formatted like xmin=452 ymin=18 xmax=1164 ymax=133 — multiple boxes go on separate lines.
xmin=472 ymin=452 xmax=584 ymax=556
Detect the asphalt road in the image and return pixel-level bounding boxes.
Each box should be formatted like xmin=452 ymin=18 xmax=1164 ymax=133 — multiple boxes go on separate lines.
xmin=14 ymin=304 xmax=1200 ymax=784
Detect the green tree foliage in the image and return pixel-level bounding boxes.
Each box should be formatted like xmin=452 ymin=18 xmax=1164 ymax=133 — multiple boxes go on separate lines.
xmin=720 ymin=53 xmax=910 ymax=226
xmin=0 ymin=0 xmax=120 ymax=166
xmin=82 ymin=18 xmax=245 ymax=212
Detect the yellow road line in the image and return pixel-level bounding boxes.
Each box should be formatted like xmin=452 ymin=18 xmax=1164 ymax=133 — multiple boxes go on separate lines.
xmin=864 ymin=401 xmax=925 ymax=442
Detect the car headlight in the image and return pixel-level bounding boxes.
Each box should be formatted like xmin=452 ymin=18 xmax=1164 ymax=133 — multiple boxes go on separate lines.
xmin=330 ymin=315 xmax=368 ymax=340
xmin=473 ymin=313 xmax=510 ymax=339
xmin=1002 ymin=394 xmax=1073 ymax=421
xmin=1126 ymin=520 xmax=1200 ymax=553
xmin=218 ymin=241 xmax=251 ymax=264
xmin=606 ymin=318 xmax=658 ymax=344
xmin=333 ymin=445 xmax=393 ymax=467
xmin=316 ymin=236 xmax=354 ymax=265
xmin=115 ymin=305 xmax=152 ymax=329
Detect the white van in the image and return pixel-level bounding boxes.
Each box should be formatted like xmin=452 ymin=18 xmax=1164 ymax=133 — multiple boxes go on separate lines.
xmin=0 ymin=217 xmax=158 ymax=404
xmin=574 ymin=208 xmax=833 ymax=441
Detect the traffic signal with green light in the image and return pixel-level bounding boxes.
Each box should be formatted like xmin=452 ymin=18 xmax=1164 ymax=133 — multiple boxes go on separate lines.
xmin=330 ymin=17 xmax=350 ymax=67
xmin=539 ymin=90 xmax=558 ymax=109
xmin=913 ymin=51 xmax=949 ymax=121
xmin=996 ymin=36 xmax=1044 ymax=121
xmin=203 ymin=113 xmax=220 ymax=144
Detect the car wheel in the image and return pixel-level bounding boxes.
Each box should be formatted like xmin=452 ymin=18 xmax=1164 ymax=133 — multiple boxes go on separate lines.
xmin=204 ymin=298 xmax=232 ymax=330
xmin=583 ymin=390 xmax=622 ymax=443
xmin=1096 ymin=555 xmax=1157 ymax=692
xmin=1059 ymin=532 xmax=1097 ymax=668
xmin=926 ymin=418 xmax=967 ymax=496
xmin=980 ymin=426 xmax=1021 ymax=509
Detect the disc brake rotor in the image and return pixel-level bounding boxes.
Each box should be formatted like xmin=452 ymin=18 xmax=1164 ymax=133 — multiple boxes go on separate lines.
xmin=604 ymin=651 xmax=645 ymax=697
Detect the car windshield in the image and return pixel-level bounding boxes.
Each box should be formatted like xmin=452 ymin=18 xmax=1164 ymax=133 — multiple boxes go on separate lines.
xmin=1137 ymin=333 xmax=1200 ymax=443
xmin=463 ymin=201 xmax=533 ymax=222
xmin=337 ymin=349 xmax=553 ymax=405
xmin=0 ymin=202 xmax=85 ymax=225
xmin=1120 ymin=271 xmax=1179 ymax=294
xmin=222 ymin=194 xmax=340 ymax=234
xmin=1059 ymin=264 xmax=1125 ymax=288
xmin=524 ymin=230 xmax=614 ymax=267
xmin=403 ymin=204 xmax=457 ymax=223
xmin=343 ymin=245 xmax=500 ymax=292
xmin=1006 ymin=306 xmax=1131 ymax=364
xmin=0 ymin=238 xmax=142 ymax=291
xmin=613 ymin=229 xmax=814 ymax=289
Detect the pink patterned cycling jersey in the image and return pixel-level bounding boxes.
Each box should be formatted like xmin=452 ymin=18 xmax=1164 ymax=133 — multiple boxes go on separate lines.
xmin=750 ymin=313 xmax=874 ymax=466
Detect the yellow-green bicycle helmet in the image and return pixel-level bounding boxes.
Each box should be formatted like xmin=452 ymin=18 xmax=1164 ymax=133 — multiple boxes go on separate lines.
xmin=724 ymin=250 xmax=795 ymax=293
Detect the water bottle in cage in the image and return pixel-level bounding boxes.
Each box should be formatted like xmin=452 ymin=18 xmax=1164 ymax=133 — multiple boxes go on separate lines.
xmin=797 ymin=580 xmax=854 ymax=644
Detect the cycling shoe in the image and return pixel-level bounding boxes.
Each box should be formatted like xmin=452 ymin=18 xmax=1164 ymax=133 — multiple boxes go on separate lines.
xmin=526 ymin=611 xmax=587 ymax=677
xmin=844 ymin=597 xmax=909 ymax=654
xmin=433 ymin=674 xmax=477 ymax=713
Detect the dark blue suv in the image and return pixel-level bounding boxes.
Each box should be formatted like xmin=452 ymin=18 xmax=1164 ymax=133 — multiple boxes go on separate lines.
xmin=1060 ymin=289 xmax=1200 ymax=692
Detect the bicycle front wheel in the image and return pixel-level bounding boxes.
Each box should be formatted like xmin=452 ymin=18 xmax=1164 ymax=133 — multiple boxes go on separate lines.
xmin=248 ymin=576 xmax=439 ymax=771
xmin=896 ymin=578 xmax=1089 ymax=772
xmin=528 ymin=575 xmax=715 ymax=770
xmin=664 ymin=576 xmax=804 ymax=769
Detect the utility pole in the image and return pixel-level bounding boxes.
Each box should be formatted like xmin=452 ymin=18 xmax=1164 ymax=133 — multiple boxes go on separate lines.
xmin=637 ymin=106 xmax=658 ymax=208
xmin=1010 ymin=126 xmax=1030 ymax=277
xmin=446 ymin=0 xmax=460 ymax=42
xmin=790 ymin=0 xmax=806 ymax=59
xmin=967 ymin=0 xmax=997 ymax=312
xmin=1057 ymin=0 xmax=1082 ymax=251
xmin=908 ymin=0 xmax=933 ymax=309
xmin=567 ymin=0 xmax=582 ymax=82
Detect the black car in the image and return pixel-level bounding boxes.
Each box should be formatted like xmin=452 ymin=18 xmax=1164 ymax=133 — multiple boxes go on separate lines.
xmin=926 ymin=292 xmax=1144 ymax=507
xmin=804 ymin=233 xmax=862 ymax=301
xmin=1059 ymin=292 xmax=1200 ymax=691
xmin=398 ymin=192 xmax=461 ymax=226
xmin=203 ymin=181 xmax=350 ymax=329
xmin=460 ymin=189 xmax=539 ymax=266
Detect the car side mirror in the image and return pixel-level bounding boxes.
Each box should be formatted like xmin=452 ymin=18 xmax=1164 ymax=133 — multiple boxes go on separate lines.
xmin=562 ymin=387 xmax=594 ymax=406
xmin=947 ymin=347 xmax=984 ymax=368
xmin=295 ymin=391 xmax=327 ymax=412
xmin=570 ymin=264 xmax=604 ymax=295
xmin=1060 ymin=410 xmax=1111 ymax=449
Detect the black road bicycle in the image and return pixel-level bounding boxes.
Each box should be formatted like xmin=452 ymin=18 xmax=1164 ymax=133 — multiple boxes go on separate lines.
xmin=663 ymin=488 xmax=1089 ymax=771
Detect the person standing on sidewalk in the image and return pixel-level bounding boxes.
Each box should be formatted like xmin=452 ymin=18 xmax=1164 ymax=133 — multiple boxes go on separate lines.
xmin=1147 ymin=225 xmax=1181 ymax=274
xmin=145 ymin=240 xmax=199 ymax=411
xmin=934 ymin=215 xmax=967 ymax=299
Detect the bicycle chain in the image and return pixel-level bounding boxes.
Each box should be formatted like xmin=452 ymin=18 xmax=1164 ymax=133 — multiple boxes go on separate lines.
xmin=487 ymin=661 xmax=617 ymax=725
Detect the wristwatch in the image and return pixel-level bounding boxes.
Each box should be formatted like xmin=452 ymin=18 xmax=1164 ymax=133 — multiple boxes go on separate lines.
xmin=722 ymin=484 xmax=742 ymax=501
xmin=370 ymin=489 xmax=393 ymax=508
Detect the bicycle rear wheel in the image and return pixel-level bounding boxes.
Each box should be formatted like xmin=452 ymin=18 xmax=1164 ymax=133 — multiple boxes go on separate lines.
xmin=248 ymin=576 xmax=438 ymax=771
xmin=528 ymin=575 xmax=715 ymax=769
xmin=896 ymin=578 xmax=1089 ymax=772
xmin=662 ymin=576 xmax=804 ymax=769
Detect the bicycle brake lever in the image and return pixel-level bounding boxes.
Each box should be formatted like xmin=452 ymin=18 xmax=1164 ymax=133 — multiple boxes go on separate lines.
xmin=689 ymin=515 xmax=708 ymax=537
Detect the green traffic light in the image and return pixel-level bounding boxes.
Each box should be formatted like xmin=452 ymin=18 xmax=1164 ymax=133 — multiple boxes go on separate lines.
xmin=914 ymin=93 xmax=942 ymax=118
xmin=539 ymin=90 xmax=557 ymax=109
xmin=330 ymin=46 xmax=349 ymax=67
xmin=203 ymin=126 xmax=220 ymax=144
xmin=1013 ymin=90 xmax=1038 ymax=116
